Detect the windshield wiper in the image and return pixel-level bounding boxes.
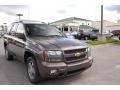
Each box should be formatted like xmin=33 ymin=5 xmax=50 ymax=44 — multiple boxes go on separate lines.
xmin=30 ymin=35 xmax=50 ymax=37
xmin=48 ymin=35 xmax=63 ymax=37
xmin=30 ymin=35 xmax=64 ymax=37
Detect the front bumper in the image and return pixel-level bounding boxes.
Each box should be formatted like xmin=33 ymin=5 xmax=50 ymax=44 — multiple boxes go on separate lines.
xmin=37 ymin=56 xmax=93 ymax=79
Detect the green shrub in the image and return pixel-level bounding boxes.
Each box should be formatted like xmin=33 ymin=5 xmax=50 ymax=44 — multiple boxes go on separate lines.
xmin=87 ymin=38 xmax=120 ymax=45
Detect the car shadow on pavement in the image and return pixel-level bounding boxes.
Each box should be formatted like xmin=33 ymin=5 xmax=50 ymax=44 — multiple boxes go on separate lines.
xmin=39 ymin=72 xmax=85 ymax=85
xmin=112 ymin=42 xmax=120 ymax=45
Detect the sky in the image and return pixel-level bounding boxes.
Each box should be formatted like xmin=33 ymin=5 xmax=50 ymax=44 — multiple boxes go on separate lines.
xmin=0 ymin=0 xmax=120 ymax=25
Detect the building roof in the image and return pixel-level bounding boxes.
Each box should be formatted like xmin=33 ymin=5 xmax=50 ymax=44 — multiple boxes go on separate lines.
xmin=51 ymin=17 xmax=91 ymax=23
xmin=93 ymin=20 xmax=115 ymax=23
xmin=106 ymin=24 xmax=120 ymax=27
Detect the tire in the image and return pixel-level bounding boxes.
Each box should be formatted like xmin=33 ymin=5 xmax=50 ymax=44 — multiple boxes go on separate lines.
xmin=85 ymin=36 xmax=88 ymax=40
xmin=26 ymin=56 xmax=42 ymax=84
xmin=5 ymin=47 xmax=13 ymax=61
xmin=91 ymin=38 xmax=95 ymax=41
xmin=119 ymin=36 xmax=120 ymax=40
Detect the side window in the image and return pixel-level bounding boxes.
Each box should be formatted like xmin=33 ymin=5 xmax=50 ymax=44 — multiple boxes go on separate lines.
xmin=9 ymin=23 xmax=18 ymax=36
xmin=16 ymin=23 xmax=25 ymax=38
xmin=7 ymin=24 xmax=14 ymax=34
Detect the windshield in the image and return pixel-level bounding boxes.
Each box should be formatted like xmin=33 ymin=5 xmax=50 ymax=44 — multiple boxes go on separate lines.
xmin=24 ymin=24 xmax=64 ymax=37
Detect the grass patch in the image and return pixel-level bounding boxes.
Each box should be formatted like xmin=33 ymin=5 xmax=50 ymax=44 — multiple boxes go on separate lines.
xmin=87 ymin=38 xmax=120 ymax=45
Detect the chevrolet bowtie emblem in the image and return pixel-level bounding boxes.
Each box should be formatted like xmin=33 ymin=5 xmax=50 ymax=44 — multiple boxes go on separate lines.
xmin=75 ymin=52 xmax=81 ymax=57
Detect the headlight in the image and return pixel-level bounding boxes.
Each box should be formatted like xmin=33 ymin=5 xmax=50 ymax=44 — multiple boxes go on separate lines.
xmin=86 ymin=47 xmax=91 ymax=56
xmin=48 ymin=51 xmax=62 ymax=56
xmin=87 ymin=47 xmax=90 ymax=52
xmin=44 ymin=50 xmax=63 ymax=62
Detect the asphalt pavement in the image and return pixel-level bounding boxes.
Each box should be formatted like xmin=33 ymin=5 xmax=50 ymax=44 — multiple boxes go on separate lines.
xmin=0 ymin=38 xmax=120 ymax=85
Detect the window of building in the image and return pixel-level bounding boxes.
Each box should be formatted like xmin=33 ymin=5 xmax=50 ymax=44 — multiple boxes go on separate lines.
xmin=70 ymin=27 xmax=72 ymax=32
xmin=64 ymin=27 xmax=68 ymax=31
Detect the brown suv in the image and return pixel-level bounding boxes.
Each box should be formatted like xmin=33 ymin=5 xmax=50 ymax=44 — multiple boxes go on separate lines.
xmin=4 ymin=20 xmax=93 ymax=84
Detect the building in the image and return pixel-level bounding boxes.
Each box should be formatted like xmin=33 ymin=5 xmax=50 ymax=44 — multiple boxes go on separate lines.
xmin=92 ymin=20 xmax=119 ymax=33
xmin=0 ymin=24 xmax=7 ymax=36
xmin=105 ymin=25 xmax=120 ymax=32
xmin=50 ymin=17 xmax=95 ymax=32
xmin=51 ymin=17 xmax=120 ymax=33
xmin=104 ymin=20 xmax=120 ymax=32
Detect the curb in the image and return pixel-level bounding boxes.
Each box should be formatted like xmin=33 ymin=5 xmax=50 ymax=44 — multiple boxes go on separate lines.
xmin=89 ymin=43 xmax=113 ymax=49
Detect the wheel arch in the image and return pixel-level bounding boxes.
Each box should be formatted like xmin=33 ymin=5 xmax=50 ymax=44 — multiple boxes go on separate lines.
xmin=4 ymin=41 xmax=7 ymax=48
xmin=24 ymin=50 xmax=36 ymax=64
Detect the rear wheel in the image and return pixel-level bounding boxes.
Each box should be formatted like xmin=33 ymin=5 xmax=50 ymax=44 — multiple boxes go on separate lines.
xmin=26 ymin=56 xmax=42 ymax=84
xmin=119 ymin=36 xmax=120 ymax=40
xmin=85 ymin=36 xmax=88 ymax=40
xmin=91 ymin=38 xmax=96 ymax=41
xmin=5 ymin=47 xmax=13 ymax=61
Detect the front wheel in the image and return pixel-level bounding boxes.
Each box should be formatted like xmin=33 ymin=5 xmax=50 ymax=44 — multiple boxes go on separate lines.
xmin=5 ymin=47 xmax=13 ymax=61
xmin=26 ymin=56 xmax=42 ymax=84
xmin=84 ymin=36 xmax=88 ymax=40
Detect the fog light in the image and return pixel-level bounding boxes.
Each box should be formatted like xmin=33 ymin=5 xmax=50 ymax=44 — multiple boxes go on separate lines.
xmin=50 ymin=69 xmax=58 ymax=75
xmin=88 ymin=56 xmax=93 ymax=60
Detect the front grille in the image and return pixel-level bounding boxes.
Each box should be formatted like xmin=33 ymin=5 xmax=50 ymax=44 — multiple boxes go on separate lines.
xmin=65 ymin=54 xmax=86 ymax=61
xmin=64 ymin=48 xmax=86 ymax=54
xmin=64 ymin=48 xmax=87 ymax=63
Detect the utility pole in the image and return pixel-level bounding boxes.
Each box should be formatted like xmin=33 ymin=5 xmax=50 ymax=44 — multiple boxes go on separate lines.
xmin=98 ymin=5 xmax=106 ymax=41
xmin=16 ymin=14 xmax=23 ymax=21
xmin=101 ymin=5 xmax=103 ymax=35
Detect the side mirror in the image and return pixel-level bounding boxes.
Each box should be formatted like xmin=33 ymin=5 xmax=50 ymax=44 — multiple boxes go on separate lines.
xmin=19 ymin=34 xmax=26 ymax=41
xmin=63 ymin=33 xmax=66 ymax=37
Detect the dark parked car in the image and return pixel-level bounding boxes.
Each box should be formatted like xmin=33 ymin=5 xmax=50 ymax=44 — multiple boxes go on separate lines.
xmin=111 ymin=30 xmax=120 ymax=36
xmin=70 ymin=31 xmax=82 ymax=40
xmin=64 ymin=32 xmax=75 ymax=39
xmin=111 ymin=30 xmax=120 ymax=39
xmin=71 ymin=31 xmax=78 ymax=39
xmin=80 ymin=29 xmax=99 ymax=40
xmin=89 ymin=29 xmax=99 ymax=40
xmin=4 ymin=20 xmax=93 ymax=84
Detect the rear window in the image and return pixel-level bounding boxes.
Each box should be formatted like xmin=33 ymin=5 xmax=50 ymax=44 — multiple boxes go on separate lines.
xmin=92 ymin=29 xmax=99 ymax=32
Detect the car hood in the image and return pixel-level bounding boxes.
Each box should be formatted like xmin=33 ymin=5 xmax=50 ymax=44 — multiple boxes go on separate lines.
xmin=30 ymin=37 xmax=87 ymax=50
